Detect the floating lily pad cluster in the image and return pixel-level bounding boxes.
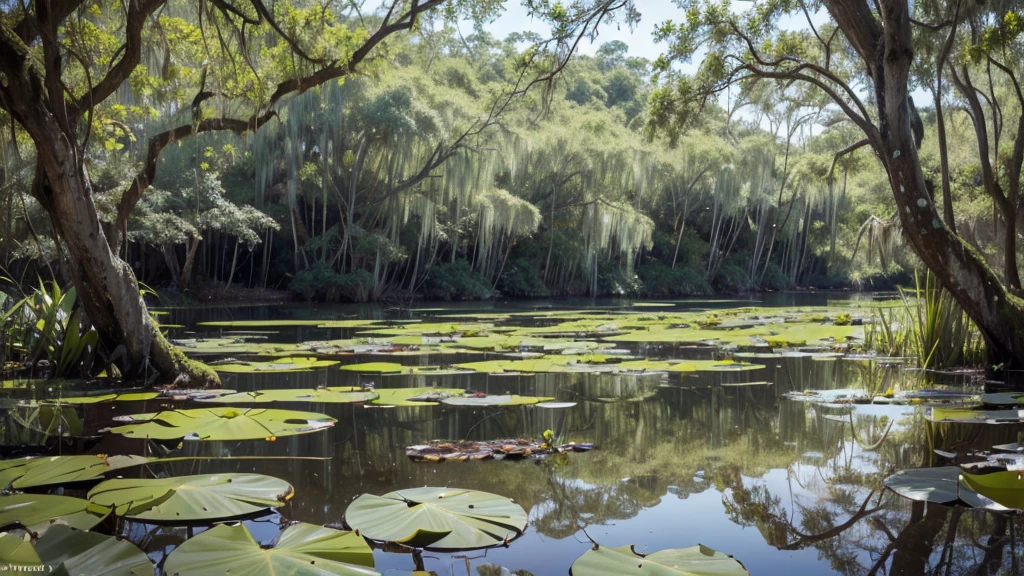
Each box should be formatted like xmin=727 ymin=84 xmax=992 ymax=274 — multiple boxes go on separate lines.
xmin=405 ymin=439 xmax=594 ymax=462
xmin=883 ymin=466 xmax=1011 ymax=511
xmin=0 ymin=458 xmax=377 ymax=575
xmin=570 ymin=543 xmax=749 ymax=575
xmin=172 ymin=307 xmax=866 ymax=374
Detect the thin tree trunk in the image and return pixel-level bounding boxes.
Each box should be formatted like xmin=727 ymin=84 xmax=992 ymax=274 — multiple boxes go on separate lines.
xmin=671 ymin=195 xmax=690 ymax=269
xmin=224 ymin=241 xmax=240 ymax=291
xmin=179 ymin=235 xmax=202 ymax=291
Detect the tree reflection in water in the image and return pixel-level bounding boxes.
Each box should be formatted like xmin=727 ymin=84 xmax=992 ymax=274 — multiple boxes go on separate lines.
xmin=135 ymin=335 xmax=1024 ymax=574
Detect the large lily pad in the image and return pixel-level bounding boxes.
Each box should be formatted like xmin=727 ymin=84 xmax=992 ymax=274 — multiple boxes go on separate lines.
xmin=882 ymin=467 xmax=1006 ymax=510
xmin=196 ymin=388 xmax=378 ymax=404
xmin=211 ymin=358 xmax=340 ymax=373
xmin=88 ymin=473 xmax=293 ymax=522
xmin=982 ymin=393 xmax=1024 ymax=406
xmin=440 ymin=395 xmax=555 ymax=407
xmin=453 ymin=357 xmax=605 ymax=375
xmin=199 ymin=319 xmax=380 ymax=328
xmin=0 ymin=524 xmax=153 ymax=576
xmin=338 ymin=362 xmax=408 ymax=374
xmin=163 ymin=522 xmax=378 ymax=576
xmin=927 ymin=407 xmax=1024 ymax=424
xmin=883 ymin=466 xmax=963 ymax=504
xmin=344 ymin=487 xmax=527 ymax=550
xmin=109 ymin=408 xmax=336 ymax=441
xmin=570 ymin=543 xmax=749 ymax=575
xmin=0 ymin=494 xmax=110 ymax=534
xmin=960 ymin=470 xmax=1024 ymax=510
xmin=0 ymin=454 xmax=148 ymax=490
xmin=370 ymin=388 xmax=466 ymax=407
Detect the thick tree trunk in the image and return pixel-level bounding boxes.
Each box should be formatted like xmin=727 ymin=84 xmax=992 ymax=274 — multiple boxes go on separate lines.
xmin=869 ymin=0 xmax=1024 ymax=371
xmin=34 ymin=160 xmax=217 ymax=385
xmin=819 ymin=0 xmax=1024 ymax=377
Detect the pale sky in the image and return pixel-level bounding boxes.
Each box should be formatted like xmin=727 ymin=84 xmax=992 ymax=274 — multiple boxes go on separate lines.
xmin=482 ymin=0 xmax=673 ymax=63
xmin=475 ymin=2 xmax=932 ymax=129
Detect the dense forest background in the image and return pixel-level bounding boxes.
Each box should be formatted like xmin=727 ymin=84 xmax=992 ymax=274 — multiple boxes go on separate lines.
xmin=0 ymin=20 xmax=1007 ymax=302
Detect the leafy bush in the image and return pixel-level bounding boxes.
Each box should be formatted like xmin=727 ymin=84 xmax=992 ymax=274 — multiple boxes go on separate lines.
xmin=636 ymin=263 xmax=712 ymax=296
xmin=289 ymin=265 xmax=375 ymax=302
xmin=424 ymin=260 xmax=497 ymax=301
xmin=758 ymin=263 xmax=792 ymax=291
xmin=0 ymin=282 xmax=99 ymax=378
xmin=595 ymin=259 xmax=642 ymax=297
xmin=496 ymin=258 xmax=549 ymax=298
xmin=712 ymin=265 xmax=752 ymax=293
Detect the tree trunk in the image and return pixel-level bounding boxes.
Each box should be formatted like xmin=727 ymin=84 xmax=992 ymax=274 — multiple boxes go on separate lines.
xmin=34 ymin=163 xmax=217 ymax=385
xmin=933 ymin=87 xmax=957 ymax=235
xmin=824 ymin=0 xmax=1024 ymax=373
xmin=179 ymin=236 xmax=202 ymax=291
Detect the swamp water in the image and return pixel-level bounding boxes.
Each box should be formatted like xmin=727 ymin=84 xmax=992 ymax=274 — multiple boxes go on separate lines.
xmin=3 ymin=296 xmax=1021 ymax=575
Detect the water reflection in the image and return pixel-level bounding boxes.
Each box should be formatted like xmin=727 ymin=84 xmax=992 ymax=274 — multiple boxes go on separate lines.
xmin=11 ymin=300 xmax=1024 ymax=575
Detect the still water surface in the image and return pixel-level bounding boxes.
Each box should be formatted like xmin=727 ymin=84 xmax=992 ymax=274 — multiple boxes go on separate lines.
xmin=90 ymin=296 xmax=1023 ymax=575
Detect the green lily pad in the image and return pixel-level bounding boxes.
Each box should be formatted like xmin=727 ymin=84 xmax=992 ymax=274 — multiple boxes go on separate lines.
xmin=0 ymin=494 xmax=111 ymax=534
xmin=42 ymin=394 xmax=118 ymax=404
xmin=0 ymin=455 xmax=148 ymax=490
xmin=883 ymin=466 xmax=963 ymax=504
xmin=344 ymin=487 xmax=527 ymax=550
xmin=440 ymin=395 xmax=556 ymax=407
xmin=109 ymin=408 xmax=336 ymax=441
xmin=928 ymin=407 xmax=1024 ymax=424
xmin=357 ymin=323 xmax=494 ymax=336
xmin=163 ymin=522 xmax=378 ymax=576
xmin=88 ymin=473 xmax=292 ymax=522
xmin=960 ymin=470 xmax=1024 ymax=510
xmin=114 ymin=392 xmax=160 ymax=402
xmin=370 ymin=388 xmax=466 ymax=407
xmin=884 ymin=467 xmax=1010 ymax=511
xmin=199 ymin=319 xmax=379 ymax=328
xmin=981 ymin=393 xmax=1024 ymax=406
xmin=172 ymin=338 xmax=305 ymax=357
xmin=0 ymin=524 xmax=153 ymax=576
xmin=212 ymin=358 xmax=340 ymax=373
xmin=617 ymin=359 xmax=765 ymax=373
xmin=570 ymin=543 xmax=749 ymax=575
xmin=454 ymin=357 xmax=602 ymax=374
xmin=196 ymin=388 xmax=378 ymax=404
xmin=338 ymin=362 xmax=409 ymax=374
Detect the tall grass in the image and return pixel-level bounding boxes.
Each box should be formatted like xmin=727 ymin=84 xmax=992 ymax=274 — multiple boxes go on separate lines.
xmin=0 ymin=280 xmax=99 ymax=378
xmin=864 ymin=270 xmax=984 ymax=370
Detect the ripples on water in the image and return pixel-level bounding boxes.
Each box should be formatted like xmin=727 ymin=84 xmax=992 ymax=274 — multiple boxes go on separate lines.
xmin=81 ymin=297 xmax=1024 ymax=575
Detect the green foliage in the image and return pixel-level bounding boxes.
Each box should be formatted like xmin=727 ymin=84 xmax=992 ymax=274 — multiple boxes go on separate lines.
xmin=865 ymin=270 xmax=985 ymax=369
xmin=712 ymin=265 xmax=753 ymax=293
xmin=132 ymin=172 xmax=278 ymax=249
xmin=636 ymin=263 xmax=712 ymax=297
xmin=424 ymin=261 xmax=497 ymax=301
xmin=496 ymin=258 xmax=550 ymax=298
xmin=289 ymin=265 xmax=376 ymax=302
xmin=0 ymin=282 xmax=99 ymax=379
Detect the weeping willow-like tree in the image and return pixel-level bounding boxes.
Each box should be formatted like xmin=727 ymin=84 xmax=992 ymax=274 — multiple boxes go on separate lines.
xmin=471 ymin=187 xmax=541 ymax=283
xmin=0 ymin=0 xmax=640 ymax=379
